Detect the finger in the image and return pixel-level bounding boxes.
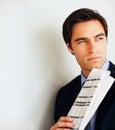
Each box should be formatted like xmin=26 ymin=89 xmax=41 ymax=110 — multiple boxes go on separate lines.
xmin=57 ymin=121 xmax=73 ymax=128
xmin=56 ymin=117 xmax=74 ymax=128
xmin=50 ymin=117 xmax=74 ymax=130
xmin=59 ymin=116 xmax=74 ymax=122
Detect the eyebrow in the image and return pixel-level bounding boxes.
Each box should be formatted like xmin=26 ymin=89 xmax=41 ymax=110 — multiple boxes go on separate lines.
xmin=74 ymin=33 xmax=105 ymax=42
xmin=94 ymin=33 xmax=105 ymax=38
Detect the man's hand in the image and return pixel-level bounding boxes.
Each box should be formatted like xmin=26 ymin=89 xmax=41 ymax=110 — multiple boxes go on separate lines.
xmin=50 ymin=116 xmax=74 ymax=130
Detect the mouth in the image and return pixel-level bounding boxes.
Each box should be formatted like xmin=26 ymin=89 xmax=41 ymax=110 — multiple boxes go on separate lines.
xmin=87 ymin=56 xmax=100 ymax=61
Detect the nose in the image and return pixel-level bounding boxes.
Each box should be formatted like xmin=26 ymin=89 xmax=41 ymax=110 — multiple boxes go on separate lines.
xmin=88 ymin=40 xmax=96 ymax=53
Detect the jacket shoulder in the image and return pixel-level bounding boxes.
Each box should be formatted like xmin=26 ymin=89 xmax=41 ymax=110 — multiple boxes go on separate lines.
xmin=109 ymin=61 xmax=115 ymax=78
xmin=54 ymin=75 xmax=81 ymax=122
xmin=59 ymin=75 xmax=81 ymax=93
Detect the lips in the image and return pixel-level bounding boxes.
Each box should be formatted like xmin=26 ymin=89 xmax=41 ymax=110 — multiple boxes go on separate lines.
xmin=87 ymin=56 xmax=100 ymax=61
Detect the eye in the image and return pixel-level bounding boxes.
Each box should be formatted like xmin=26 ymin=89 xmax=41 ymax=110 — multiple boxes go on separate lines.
xmin=77 ymin=40 xmax=87 ymax=44
xmin=96 ymin=36 xmax=104 ymax=41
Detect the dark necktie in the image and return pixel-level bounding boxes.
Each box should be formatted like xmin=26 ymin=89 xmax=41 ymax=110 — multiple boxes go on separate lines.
xmin=85 ymin=112 xmax=96 ymax=130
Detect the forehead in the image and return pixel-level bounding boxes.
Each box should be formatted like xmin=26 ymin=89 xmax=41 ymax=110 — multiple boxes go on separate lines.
xmin=71 ymin=20 xmax=105 ymax=37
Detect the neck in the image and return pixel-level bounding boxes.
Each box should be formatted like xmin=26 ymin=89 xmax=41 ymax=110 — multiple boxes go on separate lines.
xmin=82 ymin=70 xmax=91 ymax=78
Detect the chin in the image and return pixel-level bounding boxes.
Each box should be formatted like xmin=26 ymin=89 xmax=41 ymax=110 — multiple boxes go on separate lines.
xmin=90 ymin=64 xmax=102 ymax=69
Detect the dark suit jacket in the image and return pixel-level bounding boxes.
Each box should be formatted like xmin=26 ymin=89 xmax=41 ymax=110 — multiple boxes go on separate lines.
xmin=54 ymin=61 xmax=115 ymax=130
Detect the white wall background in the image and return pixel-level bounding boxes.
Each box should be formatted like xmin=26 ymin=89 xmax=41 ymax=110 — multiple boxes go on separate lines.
xmin=0 ymin=0 xmax=115 ymax=130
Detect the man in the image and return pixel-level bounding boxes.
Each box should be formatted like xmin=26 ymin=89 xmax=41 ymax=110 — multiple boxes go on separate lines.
xmin=50 ymin=8 xmax=115 ymax=130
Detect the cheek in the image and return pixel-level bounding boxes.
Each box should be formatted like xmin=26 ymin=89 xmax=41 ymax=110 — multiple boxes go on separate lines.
xmin=100 ymin=45 xmax=107 ymax=54
xmin=100 ymin=42 xmax=107 ymax=51
xmin=74 ymin=51 xmax=86 ymax=61
xmin=72 ymin=46 xmax=87 ymax=59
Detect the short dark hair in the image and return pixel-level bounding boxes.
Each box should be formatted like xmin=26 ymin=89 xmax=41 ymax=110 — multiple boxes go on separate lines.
xmin=62 ymin=8 xmax=108 ymax=44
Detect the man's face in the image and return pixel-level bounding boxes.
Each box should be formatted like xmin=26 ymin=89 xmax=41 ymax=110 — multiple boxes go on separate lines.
xmin=67 ymin=20 xmax=107 ymax=77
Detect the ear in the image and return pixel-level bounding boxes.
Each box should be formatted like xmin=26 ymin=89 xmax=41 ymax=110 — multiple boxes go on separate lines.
xmin=66 ymin=43 xmax=74 ymax=55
